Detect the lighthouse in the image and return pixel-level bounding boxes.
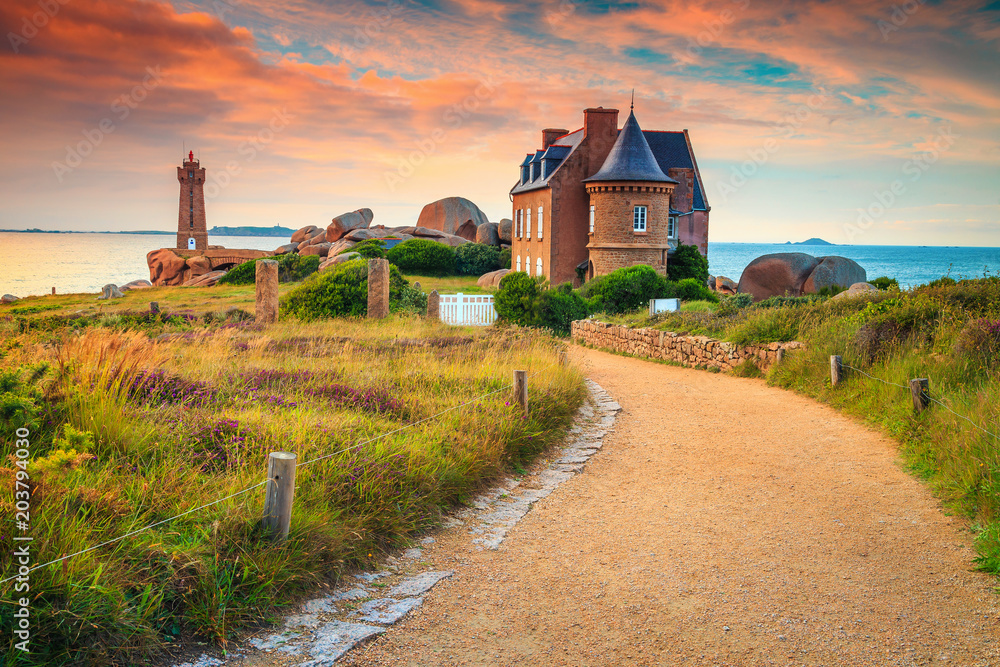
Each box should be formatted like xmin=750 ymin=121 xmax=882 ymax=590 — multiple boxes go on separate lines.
xmin=176 ymin=151 xmax=208 ymax=251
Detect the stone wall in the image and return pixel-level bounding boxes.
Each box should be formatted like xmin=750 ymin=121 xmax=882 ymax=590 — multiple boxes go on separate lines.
xmin=571 ymin=319 xmax=804 ymax=372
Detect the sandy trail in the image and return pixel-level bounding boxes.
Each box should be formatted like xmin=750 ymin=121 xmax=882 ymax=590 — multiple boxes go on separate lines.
xmin=266 ymin=346 xmax=1000 ymax=666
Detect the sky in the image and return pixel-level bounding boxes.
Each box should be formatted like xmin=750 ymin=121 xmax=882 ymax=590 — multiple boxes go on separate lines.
xmin=0 ymin=0 xmax=997 ymax=246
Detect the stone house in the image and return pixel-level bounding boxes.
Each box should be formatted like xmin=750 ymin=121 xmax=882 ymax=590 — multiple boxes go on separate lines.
xmin=509 ymin=105 xmax=710 ymax=285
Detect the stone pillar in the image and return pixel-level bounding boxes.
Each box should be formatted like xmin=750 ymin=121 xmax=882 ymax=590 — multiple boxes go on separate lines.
xmin=255 ymin=260 xmax=279 ymax=324
xmin=367 ymin=258 xmax=390 ymax=319
xmin=427 ymin=290 xmax=440 ymax=320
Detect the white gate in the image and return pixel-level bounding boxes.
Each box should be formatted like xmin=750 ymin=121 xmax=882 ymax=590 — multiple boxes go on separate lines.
xmin=439 ymin=293 xmax=497 ymax=326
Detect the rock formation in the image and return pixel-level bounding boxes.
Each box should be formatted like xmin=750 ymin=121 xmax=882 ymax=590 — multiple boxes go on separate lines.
xmin=291 ymin=225 xmax=322 ymax=244
xmin=327 ymin=209 xmax=375 ymax=242
xmin=497 ymin=218 xmax=512 ymax=244
xmin=476 ymin=222 xmax=500 ymax=246
xmin=477 ymin=269 xmax=510 ymax=288
xmin=415 ymin=197 xmax=490 ymax=241
xmin=737 ymin=253 xmax=866 ymax=301
xmin=120 ymin=279 xmax=152 ymax=291
xmin=2 ymin=294 xmax=19 ymax=303
xmin=98 ymin=284 xmax=125 ymax=300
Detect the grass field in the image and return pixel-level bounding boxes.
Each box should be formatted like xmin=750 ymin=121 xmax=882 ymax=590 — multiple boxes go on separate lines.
xmin=0 ymin=303 xmax=582 ymax=665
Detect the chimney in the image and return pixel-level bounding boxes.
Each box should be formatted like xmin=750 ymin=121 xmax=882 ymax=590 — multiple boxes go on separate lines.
xmin=541 ymin=128 xmax=570 ymax=150
xmin=583 ymin=107 xmax=619 ymax=140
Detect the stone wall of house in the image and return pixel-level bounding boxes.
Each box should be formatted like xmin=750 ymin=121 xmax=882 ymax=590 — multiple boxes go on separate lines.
xmin=571 ymin=319 xmax=804 ymax=372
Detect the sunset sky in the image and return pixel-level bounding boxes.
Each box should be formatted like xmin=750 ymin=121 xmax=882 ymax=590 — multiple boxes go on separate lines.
xmin=1 ymin=0 xmax=997 ymax=245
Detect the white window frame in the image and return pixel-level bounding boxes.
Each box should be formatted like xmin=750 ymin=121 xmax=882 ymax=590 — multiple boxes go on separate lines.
xmin=589 ymin=205 xmax=595 ymax=233
xmin=537 ymin=206 xmax=543 ymax=239
xmin=526 ymin=207 xmax=532 ymax=239
xmin=668 ymin=215 xmax=678 ymax=239
xmin=526 ymin=253 xmax=530 ymax=274
xmin=516 ymin=255 xmax=521 ymax=272
xmin=633 ymin=205 xmax=647 ymax=233
xmin=536 ymin=257 xmax=543 ymax=276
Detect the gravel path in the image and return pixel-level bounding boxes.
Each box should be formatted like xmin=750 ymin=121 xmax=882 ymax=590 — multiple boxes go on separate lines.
xmin=241 ymin=346 xmax=1000 ymax=666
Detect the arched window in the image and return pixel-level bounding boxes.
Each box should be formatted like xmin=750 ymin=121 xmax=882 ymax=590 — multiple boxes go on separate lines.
xmin=516 ymin=255 xmax=521 ymax=272
xmin=536 ymin=257 xmax=542 ymax=276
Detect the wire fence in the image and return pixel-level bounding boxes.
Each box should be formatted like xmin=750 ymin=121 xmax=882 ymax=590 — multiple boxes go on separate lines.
xmin=838 ymin=360 xmax=1000 ymax=443
xmin=1 ymin=360 xmax=561 ymax=586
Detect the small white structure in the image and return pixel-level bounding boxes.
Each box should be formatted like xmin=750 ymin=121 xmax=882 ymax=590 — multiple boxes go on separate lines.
xmin=649 ymin=298 xmax=680 ymax=316
xmin=439 ymin=293 xmax=497 ymax=326
xmin=187 ymin=237 xmax=197 ymax=250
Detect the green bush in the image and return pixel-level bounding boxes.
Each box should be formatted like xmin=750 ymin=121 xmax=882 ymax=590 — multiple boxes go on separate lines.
xmin=346 ymin=239 xmax=386 ymax=259
xmin=499 ymin=248 xmax=511 ymax=270
xmin=583 ymin=265 xmax=669 ymax=315
xmin=669 ymin=277 xmax=718 ymax=303
xmin=871 ymin=276 xmax=899 ymax=291
xmin=455 ymin=244 xmax=501 ymax=276
xmin=282 ymin=259 xmax=413 ymax=320
xmin=756 ymin=294 xmax=824 ymax=309
xmin=533 ymin=283 xmax=590 ymax=336
xmin=218 ymin=253 xmax=320 ymax=286
xmin=494 ymin=271 xmax=541 ymax=326
xmin=716 ymin=293 xmax=753 ymax=317
xmin=386 ymin=239 xmax=456 ymax=275
xmin=667 ymin=243 xmax=709 ymax=283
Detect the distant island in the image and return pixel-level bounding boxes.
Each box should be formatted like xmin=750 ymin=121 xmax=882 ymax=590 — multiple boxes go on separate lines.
xmin=785 ymin=237 xmax=835 ymax=246
xmin=1 ymin=226 xmax=294 ymax=237
xmin=209 ymin=225 xmax=295 ymax=237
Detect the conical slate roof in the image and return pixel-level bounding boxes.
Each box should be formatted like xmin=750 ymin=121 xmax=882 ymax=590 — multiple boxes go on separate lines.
xmin=583 ymin=110 xmax=678 ymax=184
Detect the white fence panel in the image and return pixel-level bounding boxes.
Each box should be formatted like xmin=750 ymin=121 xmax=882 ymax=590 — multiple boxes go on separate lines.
xmin=439 ymin=293 xmax=497 ymax=326
xmin=649 ymin=298 xmax=680 ymax=316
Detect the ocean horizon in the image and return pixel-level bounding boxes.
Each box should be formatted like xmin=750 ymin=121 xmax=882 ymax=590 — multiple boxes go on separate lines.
xmin=0 ymin=231 xmax=997 ymax=298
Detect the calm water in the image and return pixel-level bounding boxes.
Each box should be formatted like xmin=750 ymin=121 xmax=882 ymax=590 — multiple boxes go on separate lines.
xmin=0 ymin=233 xmax=997 ymax=297
xmin=708 ymin=242 xmax=1000 ymax=290
xmin=0 ymin=233 xmax=282 ymax=297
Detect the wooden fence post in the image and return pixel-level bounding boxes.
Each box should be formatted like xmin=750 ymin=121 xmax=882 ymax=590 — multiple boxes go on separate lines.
xmin=262 ymin=451 xmax=297 ymax=540
xmin=910 ymin=378 xmax=930 ymax=413
xmin=830 ymin=355 xmax=843 ymax=387
xmin=513 ymin=370 xmax=528 ymax=416
xmin=255 ymin=259 xmax=279 ymax=324
xmin=427 ymin=289 xmax=440 ymax=320
xmin=367 ymin=258 xmax=390 ymax=319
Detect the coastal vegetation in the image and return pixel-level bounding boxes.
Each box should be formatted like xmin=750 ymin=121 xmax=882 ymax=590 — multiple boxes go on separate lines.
xmin=597 ymin=276 xmax=1000 ymax=576
xmin=0 ymin=282 xmax=583 ymax=665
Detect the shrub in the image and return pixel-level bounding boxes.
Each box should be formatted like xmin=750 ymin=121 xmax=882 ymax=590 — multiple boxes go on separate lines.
xmin=533 ymin=283 xmax=590 ymax=336
xmin=282 ymin=259 xmax=411 ymax=320
xmin=455 ymin=244 xmax=501 ymax=276
xmin=583 ymin=265 xmax=669 ymax=315
xmin=347 ymin=239 xmax=387 ymax=259
xmin=494 ymin=271 xmax=541 ymax=326
xmin=499 ymin=248 xmax=511 ymax=270
xmin=871 ymin=276 xmax=899 ymax=291
xmin=926 ymin=276 xmax=957 ymax=288
xmin=727 ymin=307 xmax=805 ymax=345
xmin=669 ymin=277 xmax=718 ymax=303
xmin=817 ymin=284 xmax=845 ymax=297
xmin=386 ymin=239 xmax=456 ymax=275
xmin=849 ymin=296 xmax=941 ymax=363
xmin=954 ymin=318 xmax=1000 ymax=373
xmin=667 ymin=243 xmax=709 ymax=284
xmin=218 ymin=253 xmax=320 ymax=285
xmin=716 ymin=293 xmax=753 ymax=317
xmin=731 ymin=359 xmax=764 ymax=378
xmin=756 ymin=294 xmax=824 ymax=309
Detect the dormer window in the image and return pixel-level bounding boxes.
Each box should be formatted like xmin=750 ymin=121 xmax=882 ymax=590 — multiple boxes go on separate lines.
xmin=633 ymin=206 xmax=647 ymax=232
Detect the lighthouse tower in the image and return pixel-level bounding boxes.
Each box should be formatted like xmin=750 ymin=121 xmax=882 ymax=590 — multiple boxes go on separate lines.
xmin=176 ymin=151 xmax=208 ymax=251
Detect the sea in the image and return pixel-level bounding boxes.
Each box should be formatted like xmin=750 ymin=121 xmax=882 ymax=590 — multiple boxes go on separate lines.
xmin=0 ymin=232 xmax=998 ymax=297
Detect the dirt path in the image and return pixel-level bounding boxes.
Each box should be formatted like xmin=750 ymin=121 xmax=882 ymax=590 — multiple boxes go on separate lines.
xmin=258 ymin=346 xmax=1000 ymax=666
